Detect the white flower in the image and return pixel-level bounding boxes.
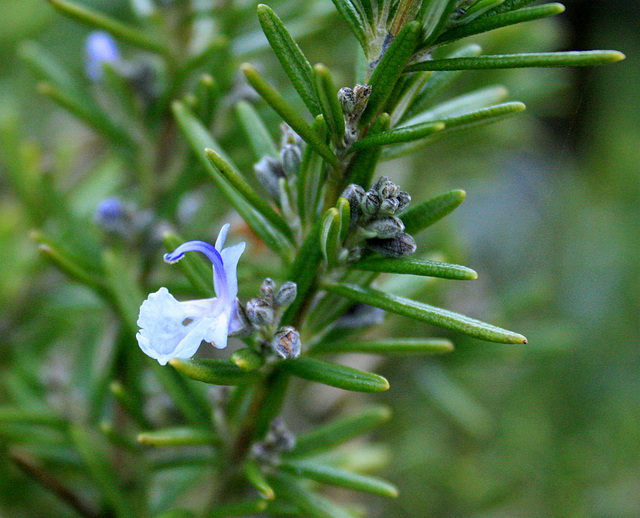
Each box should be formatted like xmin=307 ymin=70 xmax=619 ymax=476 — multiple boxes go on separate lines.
xmin=136 ymin=224 xmax=246 ymax=365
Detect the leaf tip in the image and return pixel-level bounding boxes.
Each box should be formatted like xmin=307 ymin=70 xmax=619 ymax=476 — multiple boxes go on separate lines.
xmin=608 ymin=51 xmax=626 ymax=63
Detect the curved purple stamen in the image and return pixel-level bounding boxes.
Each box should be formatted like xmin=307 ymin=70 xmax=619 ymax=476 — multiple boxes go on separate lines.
xmin=164 ymin=240 xmax=228 ymax=300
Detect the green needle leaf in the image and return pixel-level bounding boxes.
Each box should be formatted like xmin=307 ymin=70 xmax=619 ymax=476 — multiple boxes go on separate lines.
xmin=385 ymin=102 xmax=525 ymax=159
xmin=204 ymin=148 xmax=295 ymax=242
xmin=360 ymin=21 xmax=422 ymax=126
xmin=208 ymin=499 xmax=268 ymax=518
xmin=287 ymin=404 xmax=392 ymax=458
xmin=297 ymin=115 xmax=329 ymax=226
xmin=169 ymin=358 xmax=261 ymax=385
xmin=280 ymin=460 xmax=399 ymax=498
xmin=353 ymin=256 xmax=478 ymax=280
xmin=241 ymin=63 xmax=339 ymax=169
xmin=0 ymin=408 xmax=66 ymax=428
xmin=45 ymin=0 xmax=169 ymax=56
xmin=280 ymin=213 xmax=325 ymax=327
xmin=245 ymin=459 xmax=275 ymax=499
xmin=280 ymin=357 xmax=389 ymax=393
xmin=351 ymin=120 xmax=445 ymax=150
xmin=401 ymin=43 xmax=483 ymax=123
xmin=258 ymin=4 xmax=321 ymax=116
xmin=230 ymin=348 xmax=266 ymax=372
xmin=401 ymin=85 xmax=509 ymax=127
xmin=269 ymin=471 xmax=354 ymax=518
xmin=407 ymin=50 xmax=625 ymax=72
xmin=324 ymin=282 xmax=528 ymax=344
xmin=70 ymin=424 xmax=139 ymax=517
xmin=313 ymin=63 xmax=346 ymax=142
xmin=401 ymin=189 xmax=466 ymax=234
xmin=37 ymin=82 xmax=132 ymax=148
xmin=435 ymin=3 xmax=566 ymax=45
xmin=321 ymin=207 xmax=341 ymax=269
xmin=151 ymin=364 xmax=213 ymax=429
xmin=172 ymin=101 xmax=293 ymax=257
xmin=235 ymin=101 xmax=279 ymax=159
xmin=329 ymin=0 xmax=368 ymax=54
xmin=310 ymin=338 xmax=454 ymax=355
xmin=137 ymin=427 xmax=214 ymax=447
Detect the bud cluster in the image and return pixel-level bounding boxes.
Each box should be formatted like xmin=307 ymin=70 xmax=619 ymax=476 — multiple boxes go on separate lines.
xmin=250 ymin=418 xmax=296 ymax=466
xmin=242 ymin=278 xmax=301 ymax=359
xmin=342 ymin=176 xmax=417 ymax=258
xmin=338 ymin=84 xmax=372 ymax=150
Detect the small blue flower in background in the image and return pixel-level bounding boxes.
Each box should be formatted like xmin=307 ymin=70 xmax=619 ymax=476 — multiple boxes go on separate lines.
xmin=85 ymin=31 xmax=120 ymax=81
xmin=136 ymin=224 xmax=246 ymax=365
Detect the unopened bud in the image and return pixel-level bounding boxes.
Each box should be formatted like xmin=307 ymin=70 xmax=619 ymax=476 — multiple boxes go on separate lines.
xmin=272 ymin=326 xmax=301 ymax=359
xmin=395 ymin=191 xmax=411 ymax=214
xmin=338 ymin=84 xmax=371 ymax=121
xmin=366 ymin=232 xmax=417 ymax=257
xmin=338 ymin=87 xmax=356 ymax=114
xmin=280 ymin=123 xmax=304 ymax=148
xmin=335 ymin=303 xmax=385 ymax=328
xmin=364 ymin=216 xmax=404 ymax=239
xmin=280 ymin=144 xmax=302 ymax=177
xmin=260 ymin=278 xmax=276 ymax=304
xmin=246 ymin=297 xmax=274 ymax=326
xmin=361 ymin=190 xmax=381 ymax=216
xmin=352 ymin=84 xmax=372 ymax=117
xmin=254 ymin=155 xmax=285 ymax=199
xmin=379 ymin=197 xmax=400 ymax=216
xmin=275 ymin=281 xmax=297 ymax=308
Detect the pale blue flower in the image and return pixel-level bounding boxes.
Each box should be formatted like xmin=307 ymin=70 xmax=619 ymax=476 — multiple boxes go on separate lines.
xmin=85 ymin=31 xmax=120 ymax=82
xmin=136 ymin=224 xmax=246 ymax=365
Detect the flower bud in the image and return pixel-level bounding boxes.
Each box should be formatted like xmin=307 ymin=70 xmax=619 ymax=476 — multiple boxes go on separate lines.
xmin=335 ymin=303 xmax=385 ymax=328
xmin=280 ymin=144 xmax=302 ymax=177
xmin=395 ymin=190 xmax=412 ymax=214
xmin=280 ymin=123 xmax=304 ymax=148
xmin=366 ymin=232 xmax=417 ymax=257
xmin=272 ymin=326 xmax=301 ymax=359
xmin=338 ymin=87 xmax=356 ymax=114
xmin=364 ymin=216 xmax=405 ymax=239
xmin=260 ymin=278 xmax=276 ymax=304
xmin=379 ymin=197 xmax=400 ymax=216
xmin=246 ymin=297 xmax=274 ymax=326
xmin=254 ymin=155 xmax=285 ymax=199
xmin=275 ymin=281 xmax=297 ymax=308
xmin=361 ymin=190 xmax=381 ymax=216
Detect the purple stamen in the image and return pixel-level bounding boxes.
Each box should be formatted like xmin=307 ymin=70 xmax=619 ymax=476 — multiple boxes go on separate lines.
xmin=164 ymin=241 xmax=228 ymax=300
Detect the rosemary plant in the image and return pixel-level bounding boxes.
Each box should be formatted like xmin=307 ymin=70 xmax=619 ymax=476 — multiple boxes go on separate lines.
xmin=0 ymin=0 xmax=624 ymax=516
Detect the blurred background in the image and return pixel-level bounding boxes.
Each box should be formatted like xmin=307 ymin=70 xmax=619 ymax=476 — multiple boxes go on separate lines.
xmin=1 ymin=0 xmax=638 ymax=516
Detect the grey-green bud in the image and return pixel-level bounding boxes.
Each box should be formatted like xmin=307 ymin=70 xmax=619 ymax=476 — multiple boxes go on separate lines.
xmin=379 ymin=197 xmax=400 ymax=216
xmin=260 ymin=278 xmax=276 ymax=303
xmin=280 ymin=144 xmax=302 ymax=177
xmin=364 ymin=216 xmax=405 ymax=239
xmin=272 ymin=326 xmax=301 ymax=359
xmin=361 ymin=190 xmax=381 ymax=216
xmin=366 ymin=232 xmax=417 ymax=257
xmin=254 ymin=155 xmax=284 ymax=199
xmin=395 ymin=191 xmax=411 ymax=213
xmin=275 ymin=281 xmax=297 ymax=308
xmin=246 ymin=297 xmax=274 ymax=326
